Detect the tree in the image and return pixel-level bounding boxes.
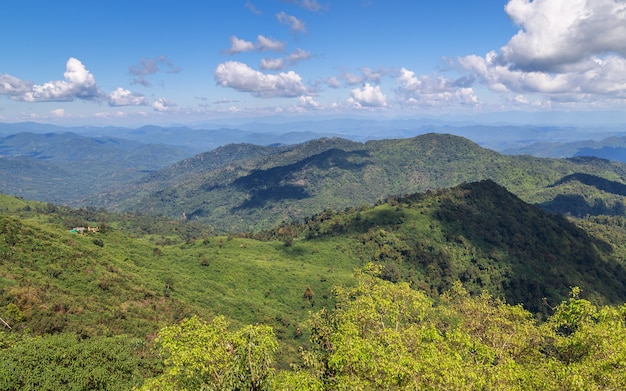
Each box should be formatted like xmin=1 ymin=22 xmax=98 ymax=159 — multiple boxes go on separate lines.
xmin=137 ymin=315 xmax=278 ymax=391
xmin=0 ymin=333 xmax=145 ymax=391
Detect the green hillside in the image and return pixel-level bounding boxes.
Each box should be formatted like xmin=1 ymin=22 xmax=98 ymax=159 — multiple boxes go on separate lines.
xmin=4 ymin=177 xmax=626 ymax=388
xmin=90 ymin=133 xmax=626 ymax=232
xmin=0 ymin=194 xmax=358 ymax=366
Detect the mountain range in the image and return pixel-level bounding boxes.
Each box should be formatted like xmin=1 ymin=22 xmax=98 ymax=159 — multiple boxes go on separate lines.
xmin=81 ymin=133 xmax=626 ymax=232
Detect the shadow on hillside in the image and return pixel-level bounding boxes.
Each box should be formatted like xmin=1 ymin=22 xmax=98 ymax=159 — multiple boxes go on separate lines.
xmin=231 ymin=149 xmax=370 ymax=210
xmin=431 ymin=181 xmax=625 ymax=315
xmin=550 ymin=173 xmax=626 ymax=196
xmin=540 ymin=194 xmax=626 ymax=217
xmin=233 ymin=185 xmax=309 ymax=210
xmin=540 ymin=173 xmax=626 ymax=217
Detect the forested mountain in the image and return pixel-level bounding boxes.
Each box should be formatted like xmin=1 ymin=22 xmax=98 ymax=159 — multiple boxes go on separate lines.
xmin=89 ymin=133 xmax=626 ymax=232
xmin=0 ymin=132 xmax=190 ymax=204
xmin=3 ymin=178 xmax=626 ymax=389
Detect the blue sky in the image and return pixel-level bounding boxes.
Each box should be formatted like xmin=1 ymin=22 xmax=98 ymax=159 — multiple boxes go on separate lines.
xmin=1 ymin=0 xmax=625 ymax=126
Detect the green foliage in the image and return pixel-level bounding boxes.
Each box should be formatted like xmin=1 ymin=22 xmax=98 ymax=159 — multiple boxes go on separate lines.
xmin=138 ymin=316 xmax=278 ymax=391
xmin=282 ymin=274 xmax=626 ymax=390
xmin=0 ymin=333 xmax=149 ymax=390
xmin=137 ymin=273 xmax=626 ymax=390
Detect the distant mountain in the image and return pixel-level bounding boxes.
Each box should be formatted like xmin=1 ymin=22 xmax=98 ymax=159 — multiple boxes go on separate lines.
xmin=0 ymin=122 xmax=342 ymax=155
xmin=0 ymin=132 xmax=189 ymax=204
xmin=89 ymin=133 xmax=626 ymax=232
xmin=3 ymin=120 xmax=624 ymax=154
xmin=503 ymin=135 xmax=626 ymax=162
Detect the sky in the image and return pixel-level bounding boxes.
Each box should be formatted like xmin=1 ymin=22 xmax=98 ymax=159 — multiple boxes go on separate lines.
xmin=1 ymin=0 xmax=625 ymax=127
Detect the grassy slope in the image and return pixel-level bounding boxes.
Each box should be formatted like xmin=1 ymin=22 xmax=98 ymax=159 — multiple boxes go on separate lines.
xmin=0 ymin=195 xmax=357 ymax=365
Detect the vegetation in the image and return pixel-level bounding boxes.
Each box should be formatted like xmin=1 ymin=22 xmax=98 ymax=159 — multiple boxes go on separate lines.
xmin=4 ymin=170 xmax=626 ymax=388
xmin=138 ymin=270 xmax=626 ymax=390
xmin=90 ymin=134 xmax=626 ymax=232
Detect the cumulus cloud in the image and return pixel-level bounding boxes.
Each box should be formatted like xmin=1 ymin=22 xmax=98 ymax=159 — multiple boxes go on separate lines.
xmin=214 ymin=61 xmax=308 ymax=98
xmin=0 ymin=74 xmax=32 ymax=96
xmin=14 ymin=58 xmax=102 ymax=102
xmin=276 ymin=12 xmax=306 ymax=34
xmin=287 ymin=48 xmax=311 ymax=64
xmin=395 ymin=67 xmax=479 ymax=107
xmin=324 ymin=76 xmax=341 ymax=89
xmin=299 ymin=95 xmax=321 ymax=109
xmin=152 ymin=97 xmax=177 ymax=112
xmin=260 ymin=58 xmax=285 ymax=70
xmin=259 ymin=49 xmax=311 ymax=70
xmin=458 ymin=0 xmax=626 ymax=105
xmin=226 ymin=36 xmax=255 ymax=54
xmin=342 ymin=72 xmax=362 ymax=86
xmin=51 ymin=108 xmax=66 ymax=118
xmin=348 ymin=83 xmax=387 ymax=107
xmin=108 ymin=87 xmax=148 ymax=106
xmin=502 ymin=0 xmax=626 ymax=72
xmin=257 ymin=35 xmax=285 ymax=52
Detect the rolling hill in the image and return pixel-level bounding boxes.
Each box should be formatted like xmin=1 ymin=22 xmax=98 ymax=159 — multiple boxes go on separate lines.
xmin=88 ymin=133 xmax=626 ymax=232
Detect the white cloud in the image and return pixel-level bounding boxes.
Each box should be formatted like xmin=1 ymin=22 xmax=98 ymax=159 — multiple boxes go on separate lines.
xmin=502 ymin=0 xmax=626 ymax=72
xmin=226 ymin=36 xmax=255 ymax=54
xmin=214 ymin=61 xmax=308 ymax=98
xmin=276 ymin=12 xmax=306 ymax=34
xmin=16 ymin=58 xmax=102 ymax=102
xmin=260 ymin=58 xmax=285 ymax=70
xmin=324 ymin=76 xmax=341 ymax=89
xmin=362 ymin=67 xmax=384 ymax=84
xmin=457 ymin=0 xmax=626 ymax=106
xmin=152 ymin=97 xmax=177 ymax=112
xmin=299 ymin=95 xmax=321 ymax=109
xmin=108 ymin=87 xmax=148 ymax=106
xmin=395 ymin=67 xmax=479 ymax=107
xmin=287 ymin=48 xmax=311 ymax=64
xmin=0 ymin=74 xmax=31 ymax=95
xmin=51 ymin=108 xmax=66 ymax=118
xmin=342 ymin=72 xmax=362 ymax=86
xmin=460 ymin=51 xmax=626 ymax=100
xmin=257 ymin=35 xmax=285 ymax=52
xmin=348 ymin=83 xmax=387 ymax=107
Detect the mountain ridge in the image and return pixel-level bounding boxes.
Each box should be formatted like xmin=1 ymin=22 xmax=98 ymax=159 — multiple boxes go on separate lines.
xmin=90 ymin=133 xmax=626 ymax=232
